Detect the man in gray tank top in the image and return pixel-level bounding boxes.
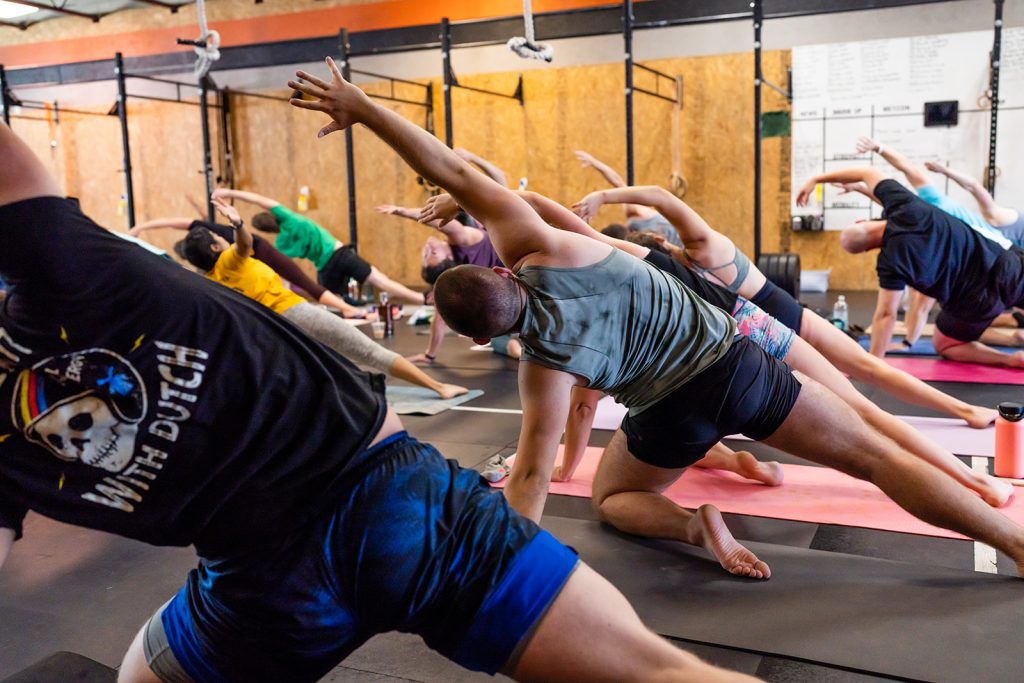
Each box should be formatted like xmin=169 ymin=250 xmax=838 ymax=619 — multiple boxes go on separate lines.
xmin=299 ymin=66 xmax=1024 ymax=581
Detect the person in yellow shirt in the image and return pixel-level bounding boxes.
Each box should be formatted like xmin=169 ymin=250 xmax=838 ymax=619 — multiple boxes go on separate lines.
xmin=181 ymin=197 xmax=468 ymax=400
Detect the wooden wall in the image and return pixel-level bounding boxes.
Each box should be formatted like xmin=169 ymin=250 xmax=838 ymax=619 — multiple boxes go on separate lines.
xmin=9 ymin=48 xmax=876 ymax=290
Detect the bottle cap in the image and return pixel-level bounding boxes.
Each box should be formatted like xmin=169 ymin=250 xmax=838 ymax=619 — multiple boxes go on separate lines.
xmin=998 ymin=402 xmax=1024 ymax=422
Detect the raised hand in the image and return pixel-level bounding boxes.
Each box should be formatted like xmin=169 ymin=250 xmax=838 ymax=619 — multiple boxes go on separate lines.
xmin=288 ymin=57 xmax=374 ymax=139
xmin=419 ymin=193 xmax=460 ymax=226
xmin=211 ymin=188 xmax=236 ymax=202
xmin=375 ymin=204 xmax=402 ymax=215
xmin=831 ymin=181 xmax=868 ymax=196
xmin=211 ymin=196 xmax=242 ymax=225
xmin=571 ymin=191 xmax=605 ymax=223
xmin=924 ymin=161 xmax=947 ymax=174
xmin=795 ymin=179 xmax=819 ymax=207
xmin=574 ymin=150 xmax=597 ymax=168
xmin=856 ymin=136 xmax=880 ymax=154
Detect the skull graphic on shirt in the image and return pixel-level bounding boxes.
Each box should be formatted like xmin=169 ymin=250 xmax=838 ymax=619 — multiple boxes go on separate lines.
xmin=12 ymin=349 xmax=147 ymax=473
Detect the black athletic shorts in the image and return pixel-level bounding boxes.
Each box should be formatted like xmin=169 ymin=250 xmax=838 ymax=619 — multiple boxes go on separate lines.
xmin=318 ymin=244 xmax=372 ymax=292
xmin=750 ymin=279 xmax=804 ymax=334
xmin=936 ymin=247 xmax=1024 ymax=342
xmin=621 ymin=336 xmax=802 ymax=469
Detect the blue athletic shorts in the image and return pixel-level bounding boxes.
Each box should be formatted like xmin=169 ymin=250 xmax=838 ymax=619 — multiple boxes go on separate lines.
xmin=148 ymin=433 xmax=578 ymax=682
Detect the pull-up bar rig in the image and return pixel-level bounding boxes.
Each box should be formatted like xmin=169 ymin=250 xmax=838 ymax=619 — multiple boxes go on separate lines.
xmin=986 ymin=0 xmax=1003 ymax=196
xmin=622 ymin=0 xmax=682 ymax=186
xmin=440 ymin=16 xmax=524 ymax=149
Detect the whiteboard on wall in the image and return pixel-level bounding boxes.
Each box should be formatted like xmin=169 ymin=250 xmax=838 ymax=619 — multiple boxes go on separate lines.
xmin=791 ymin=28 xmax=1024 ymax=230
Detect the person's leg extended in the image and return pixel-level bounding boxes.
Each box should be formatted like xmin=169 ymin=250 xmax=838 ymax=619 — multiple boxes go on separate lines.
xmin=934 ymin=327 xmax=1024 ymax=368
xmin=592 ymin=430 xmax=770 ymax=580
xmin=763 ymin=375 xmax=1024 ymax=574
xmin=783 ymin=335 xmax=1013 ymax=507
xmin=366 ymin=266 xmax=428 ymax=306
xmin=282 ymin=303 xmax=467 ymax=398
xmin=800 ymin=309 xmax=997 ymax=427
xmin=510 ymin=562 xmax=761 ymax=683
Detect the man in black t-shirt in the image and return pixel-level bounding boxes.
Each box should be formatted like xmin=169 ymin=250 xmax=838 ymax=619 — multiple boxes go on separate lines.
xmin=797 ymin=168 xmax=1024 ymax=369
xmin=0 ymin=123 xmax=753 ymax=683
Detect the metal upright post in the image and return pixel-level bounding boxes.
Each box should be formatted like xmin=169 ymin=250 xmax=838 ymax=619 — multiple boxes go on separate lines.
xmin=441 ymin=17 xmax=454 ymax=148
xmin=623 ymin=0 xmax=635 ymax=186
xmin=0 ymin=65 xmax=10 ymax=126
xmin=340 ymin=29 xmax=359 ymax=249
xmin=115 ymin=53 xmax=137 ymax=228
xmin=752 ymin=0 xmax=763 ymax=263
xmin=218 ymin=86 xmax=234 ymax=189
xmin=198 ymin=77 xmax=215 ymax=221
xmin=987 ymin=0 xmax=1004 ymax=196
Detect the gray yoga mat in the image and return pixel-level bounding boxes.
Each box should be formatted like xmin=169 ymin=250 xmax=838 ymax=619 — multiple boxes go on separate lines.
xmin=385 ymin=386 xmax=484 ymax=415
xmin=542 ymin=516 xmax=1024 ymax=683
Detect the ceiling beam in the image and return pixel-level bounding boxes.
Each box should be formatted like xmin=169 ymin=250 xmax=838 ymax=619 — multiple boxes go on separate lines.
xmin=7 ymin=0 xmax=101 ymax=22
xmin=132 ymin=0 xmax=185 ymax=12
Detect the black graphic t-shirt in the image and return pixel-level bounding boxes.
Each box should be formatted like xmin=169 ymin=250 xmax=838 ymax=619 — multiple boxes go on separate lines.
xmin=0 ymin=197 xmax=386 ymax=557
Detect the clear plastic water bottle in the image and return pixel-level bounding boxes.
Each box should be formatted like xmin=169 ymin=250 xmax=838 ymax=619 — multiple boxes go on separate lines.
xmin=832 ymin=295 xmax=849 ymax=331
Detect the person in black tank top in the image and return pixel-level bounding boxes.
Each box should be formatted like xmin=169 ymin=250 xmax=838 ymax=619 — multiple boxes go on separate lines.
xmin=295 ymin=61 xmax=1024 ymax=587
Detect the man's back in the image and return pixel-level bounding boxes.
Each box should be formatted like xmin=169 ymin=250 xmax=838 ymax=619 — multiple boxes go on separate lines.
xmin=516 ymin=248 xmax=736 ymax=412
xmin=875 ymin=180 xmax=1007 ymax=306
xmin=0 ymin=197 xmax=384 ymax=556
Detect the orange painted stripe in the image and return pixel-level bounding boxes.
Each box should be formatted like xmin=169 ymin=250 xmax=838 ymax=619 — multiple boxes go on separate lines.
xmin=1 ymin=0 xmax=621 ymax=70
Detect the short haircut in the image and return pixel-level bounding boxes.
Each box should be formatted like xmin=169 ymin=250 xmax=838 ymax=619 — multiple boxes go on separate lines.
xmin=181 ymin=227 xmax=220 ymax=272
xmin=601 ymin=223 xmax=628 ymax=240
xmin=434 ymin=265 xmax=522 ymax=339
xmin=422 ymin=258 xmax=458 ymax=285
xmin=625 ymin=231 xmax=670 ymax=254
xmin=252 ymin=211 xmax=280 ymax=233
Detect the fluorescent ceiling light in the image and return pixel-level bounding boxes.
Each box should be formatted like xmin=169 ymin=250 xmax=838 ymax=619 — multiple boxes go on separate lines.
xmin=0 ymin=1 xmax=39 ymax=19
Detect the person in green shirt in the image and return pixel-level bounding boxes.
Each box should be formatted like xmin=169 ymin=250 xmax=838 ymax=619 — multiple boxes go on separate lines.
xmin=212 ymin=188 xmax=428 ymax=306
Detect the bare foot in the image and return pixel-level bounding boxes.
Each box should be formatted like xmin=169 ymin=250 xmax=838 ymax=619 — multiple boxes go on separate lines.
xmin=687 ymin=505 xmax=771 ymax=579
xmin=979 ymin=476 xmax=1015 ymax=508
xmin=436 ymin=383 xmax=469 ymax=400
xmin=735 ymin=451 xmax=784 ymax=486
xmin=963 ymin=406 xmax=998 ymax=429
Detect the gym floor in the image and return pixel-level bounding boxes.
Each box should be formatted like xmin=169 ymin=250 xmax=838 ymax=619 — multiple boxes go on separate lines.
xmin=1 ymin=291 xmax=1022 ymax=682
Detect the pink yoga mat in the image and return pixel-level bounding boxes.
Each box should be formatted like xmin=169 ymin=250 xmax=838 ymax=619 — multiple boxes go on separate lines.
xmin=498 ymin=446 xmax=1024 ymax=540
xmin=883 ymin=357 xmax=1024 ymax=384
xmin=593 ymin=398 xmax=997 ymax=457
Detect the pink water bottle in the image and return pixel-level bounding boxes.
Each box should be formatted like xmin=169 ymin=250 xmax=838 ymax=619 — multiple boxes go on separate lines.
xmin=995 ymin=402 xmax=1024 ymax=479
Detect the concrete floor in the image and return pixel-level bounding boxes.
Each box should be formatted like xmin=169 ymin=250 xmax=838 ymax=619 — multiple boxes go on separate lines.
xmin=2 ymin=290 xmax=1023 ymax=683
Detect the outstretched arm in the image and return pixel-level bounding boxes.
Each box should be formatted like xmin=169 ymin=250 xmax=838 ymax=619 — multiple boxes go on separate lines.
xmin=211 ymin=188 xmax=281 ymax=210
xmin=831 ymin=181 xmax=880 ymax=206
xmin=455 ymin=148 xmax=508 ymax=187
xmin=923 ymin=161 xmax=1017 ymax=226
xmin=575 ymin=185 xmax=715 ymax=249
xmin=511 ymin=361 xmax=580 ymax=521
xmin=379 ymin=200 xmax=478 ymax=246
xmin=516 ymin=190 xmax=649 ymax=260
xmin=0 ymin=122 xmax=61 ymax=207
xmin=212 ymin=197 xmax=251 ymax=258
xmin=797 ymin=168 xmax=890 ymax=207
xmin=857 ymin=137 xmax=930 ymax=188
xmin=574 ymin=150 xmax=653 ymax=219
xmin=289 ymin=59 xmax=551 ymax=269
xmin=128 ymin=218 xmax=194 ymax=236
xmin=869 ymin=289 xmax=902 ymax=357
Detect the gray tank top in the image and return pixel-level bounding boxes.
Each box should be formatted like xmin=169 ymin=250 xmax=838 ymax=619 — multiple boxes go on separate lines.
xmin=684 ymin=247 xmax=752 ymax=293
xmin=628 ymin=213 xmax=684 ymax=248
xmin=517 ymin=249 xmax=737 ymax=413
